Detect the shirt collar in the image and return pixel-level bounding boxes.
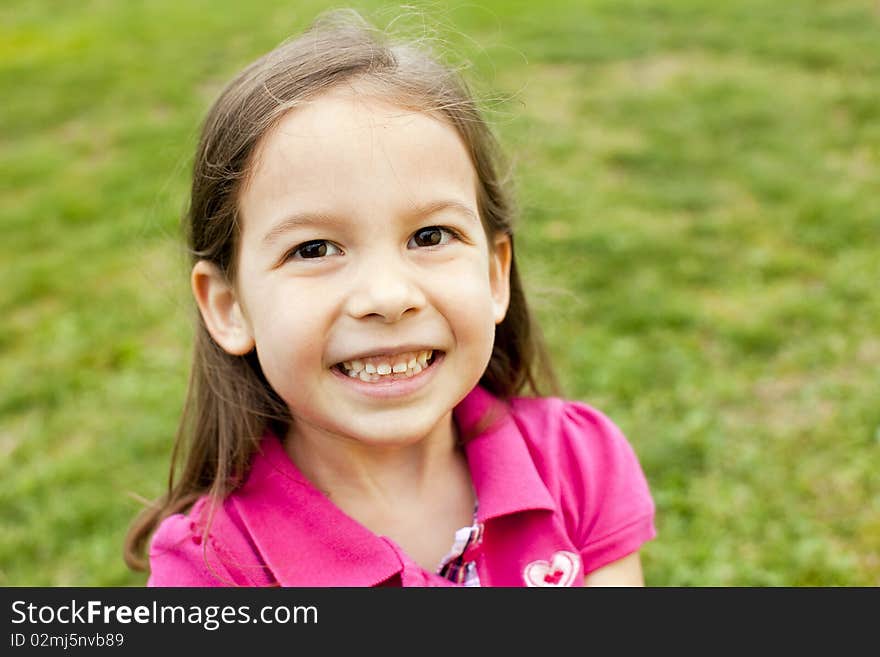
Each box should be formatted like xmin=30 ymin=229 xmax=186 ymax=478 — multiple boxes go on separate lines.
xmin=231 ymin=384 xmax=555 ymax=586
xmin=454 ymin=385 xmax=557 ymax=522
xmin=231 ymin=435 xmax=403 ymax=587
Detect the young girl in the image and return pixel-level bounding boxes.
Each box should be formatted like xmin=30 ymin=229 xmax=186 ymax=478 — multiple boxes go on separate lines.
xmin=125 ymin=9 xmax=656 ymax=587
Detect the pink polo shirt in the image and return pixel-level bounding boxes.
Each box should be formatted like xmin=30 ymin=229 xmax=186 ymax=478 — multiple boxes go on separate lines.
xmin=147 ymin=385 xmax=656 ymax=587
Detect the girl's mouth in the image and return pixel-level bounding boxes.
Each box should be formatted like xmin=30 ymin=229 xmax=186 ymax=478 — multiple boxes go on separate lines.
xmin=334 ymin=349 xmax=440 ymax=383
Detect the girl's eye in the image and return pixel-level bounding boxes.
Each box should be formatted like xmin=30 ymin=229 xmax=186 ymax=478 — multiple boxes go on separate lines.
xmin=409 ymin=226 xmax=458 ymax=249
xmin=288 ymin=240 xmax=341 ymax=260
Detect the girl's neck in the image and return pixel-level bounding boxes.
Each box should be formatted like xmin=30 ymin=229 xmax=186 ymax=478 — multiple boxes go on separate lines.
xmin=283 ymin=410 xmax=466 ymax=507
xmin=284 ymin=410 xmax=477 ymax=570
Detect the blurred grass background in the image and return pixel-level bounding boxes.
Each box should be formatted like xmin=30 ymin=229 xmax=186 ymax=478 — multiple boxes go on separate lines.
xmin=1 ymin=0 xmax=878 ymax=586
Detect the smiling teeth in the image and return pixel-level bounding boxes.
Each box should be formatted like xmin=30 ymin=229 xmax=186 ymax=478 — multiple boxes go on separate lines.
xmin=340 ymin=350 xmax=435 ymax=381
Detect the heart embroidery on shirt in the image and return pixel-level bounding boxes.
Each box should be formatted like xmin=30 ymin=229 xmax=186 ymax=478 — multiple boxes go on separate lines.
xmin=523 ymin=551 xmax=580 ymax=587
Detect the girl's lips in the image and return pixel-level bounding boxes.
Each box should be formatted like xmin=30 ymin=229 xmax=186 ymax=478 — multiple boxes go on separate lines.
xmin=330 ymin=351 xmax=445 ymax=399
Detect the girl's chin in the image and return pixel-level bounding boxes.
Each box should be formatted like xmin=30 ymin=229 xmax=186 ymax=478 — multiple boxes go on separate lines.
xmin=319 ymin=401 xmax=456 ymax=447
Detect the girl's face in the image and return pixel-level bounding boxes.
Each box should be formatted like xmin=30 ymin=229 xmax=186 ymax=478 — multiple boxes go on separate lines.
xmin=194 ymin=88 xmax=511 ymax=448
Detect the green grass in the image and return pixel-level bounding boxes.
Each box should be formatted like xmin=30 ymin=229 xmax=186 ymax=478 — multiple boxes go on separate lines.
xmin=2 ymin=0 xmax=878 ymax=586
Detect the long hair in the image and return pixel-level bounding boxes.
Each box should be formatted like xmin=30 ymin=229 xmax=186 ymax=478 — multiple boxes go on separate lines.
xmin=124 ymin=9 xmax=560 ymax=571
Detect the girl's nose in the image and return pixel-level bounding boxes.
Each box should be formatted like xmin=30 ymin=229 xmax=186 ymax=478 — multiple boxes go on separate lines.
xmin=344 ymin=257 xmax=427 ymax=323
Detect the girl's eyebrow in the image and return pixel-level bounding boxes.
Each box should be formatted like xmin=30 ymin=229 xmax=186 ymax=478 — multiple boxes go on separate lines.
xmin=262 ymin=212 xmax=348 ymax=246
xmin=261 ymin=199 xmax=479 ymax=246
xmin=410 ymin=199 xmax=480 ymax=225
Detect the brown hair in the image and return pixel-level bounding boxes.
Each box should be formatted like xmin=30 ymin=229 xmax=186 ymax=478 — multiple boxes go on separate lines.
xmin=124 ymin=8 xmax=560 ymax=572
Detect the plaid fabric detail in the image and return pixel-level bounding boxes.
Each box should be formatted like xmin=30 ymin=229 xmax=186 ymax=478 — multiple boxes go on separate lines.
xmin=436 ymin=512 xmax=483 ymax=587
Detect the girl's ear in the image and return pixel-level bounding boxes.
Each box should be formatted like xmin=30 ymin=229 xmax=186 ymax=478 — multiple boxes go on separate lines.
xmin=489 ymin=234 xmax=513 ymax=325
xmin=191 ymin=260 xmax=255 ymax=355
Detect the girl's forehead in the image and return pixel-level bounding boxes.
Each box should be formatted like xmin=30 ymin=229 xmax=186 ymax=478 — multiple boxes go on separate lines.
xmin=260 ymin=88 xmax=461 ymax=156
xmin=240 ymin=90 xmax=479 ymax=227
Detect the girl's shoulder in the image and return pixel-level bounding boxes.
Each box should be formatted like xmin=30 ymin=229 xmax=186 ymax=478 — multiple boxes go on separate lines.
xmin=507 ymin=394 xmax=637 ymax=467
xmin=457 ymin=386 xmax=656 ymax=564
xmin=147 ymin=494 xmax=274 ymax=587
xmin=504 ymin=393 xmax=655 ymax=531
xmin=502 ymin=393 xmax=656 ymax=572
xmin=458 ymin=386 xmax=644 ymax=480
